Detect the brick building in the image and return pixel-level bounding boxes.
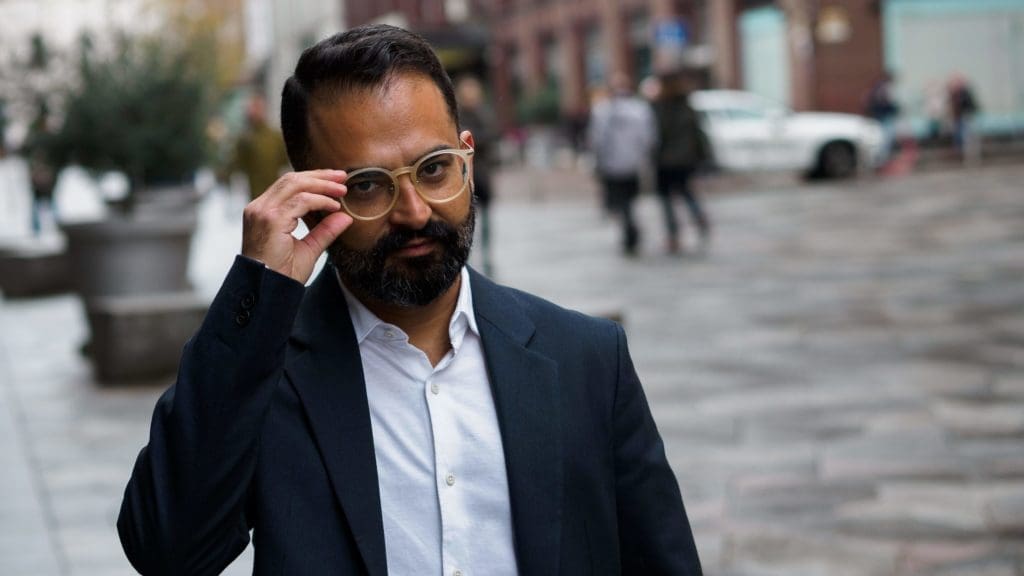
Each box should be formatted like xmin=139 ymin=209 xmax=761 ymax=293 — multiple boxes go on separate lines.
xmin=490 ymin=0 xmax=728 ymax=129
xmin=341 ymin=1 xmax=1024 ymax=136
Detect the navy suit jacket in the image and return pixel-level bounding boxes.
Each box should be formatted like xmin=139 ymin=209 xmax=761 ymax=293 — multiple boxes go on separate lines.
xmin=118 ymin=257 xmax=702 ymax=575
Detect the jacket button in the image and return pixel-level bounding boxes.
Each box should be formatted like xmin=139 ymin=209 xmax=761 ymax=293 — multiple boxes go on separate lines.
xmin=235 ymin=310 xmax=251 ymax=326
xmin=241 ymin=293 xmax=257 ymax=310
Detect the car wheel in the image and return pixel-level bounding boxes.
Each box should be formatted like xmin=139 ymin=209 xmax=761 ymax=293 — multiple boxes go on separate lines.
xmin=818 ymin=141 xmax=857 ymax=179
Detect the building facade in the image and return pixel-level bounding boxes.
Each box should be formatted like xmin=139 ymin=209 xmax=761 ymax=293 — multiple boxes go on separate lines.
xmin=490 ymin=0 xmax=730 ymax=129
xmin=738 ymin=0 xmax=1024 ymax=133
xmin=736 ymin=0 xmax=884 ymax=113
xmin=244 ymin=0 xmax=345 ymax=126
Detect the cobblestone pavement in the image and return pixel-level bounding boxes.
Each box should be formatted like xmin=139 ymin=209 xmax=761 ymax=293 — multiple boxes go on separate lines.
xmin=2 ymin=164 xmax=1023 ymax=575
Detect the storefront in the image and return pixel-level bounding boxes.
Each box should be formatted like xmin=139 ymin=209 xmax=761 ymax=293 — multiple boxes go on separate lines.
xmin=884 ymin=0 xmax=1024 ymax=136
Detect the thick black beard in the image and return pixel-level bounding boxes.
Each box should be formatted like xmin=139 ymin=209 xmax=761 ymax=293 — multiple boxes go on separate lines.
xmin=329 ymin=203 xmax=476 ymax=308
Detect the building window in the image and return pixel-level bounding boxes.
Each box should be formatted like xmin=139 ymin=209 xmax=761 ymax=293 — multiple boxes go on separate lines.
xmin=629 ymin=10 xmax=651 ymax=79
xmin=585 ymin=24 xmax=606 ymax=87
xmin=542 ymin=35 xmax=562 ymax=84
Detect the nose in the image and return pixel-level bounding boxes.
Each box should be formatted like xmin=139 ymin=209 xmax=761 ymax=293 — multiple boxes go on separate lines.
xmin=387 ymin=173 xmax=432 ymax=230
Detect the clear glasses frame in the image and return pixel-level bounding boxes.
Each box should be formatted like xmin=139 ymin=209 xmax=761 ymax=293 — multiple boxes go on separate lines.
xmin=341 ymin=144 xmax=475 ymax=221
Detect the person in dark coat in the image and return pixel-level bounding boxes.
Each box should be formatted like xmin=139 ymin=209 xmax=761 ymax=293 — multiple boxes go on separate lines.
xmin=653 ymin=71 xmax=711 ymax=254
xmin=948 ymin=73 xmax=979 ymax=158
xmin=22 ymin=100 xmax=58 ymax=235
xmin=455 ymin=75 xmax=498 ymax=276
xmin=117 ymin=24 xmax=703 ymax=576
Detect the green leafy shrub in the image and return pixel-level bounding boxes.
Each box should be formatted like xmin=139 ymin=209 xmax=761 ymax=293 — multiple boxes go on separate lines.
xmin=50 ymin=34 xmax=212 ymax=193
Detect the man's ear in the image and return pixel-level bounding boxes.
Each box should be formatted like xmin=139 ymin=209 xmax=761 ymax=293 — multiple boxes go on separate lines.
xmin=460 ymin=130 xmax=475 ymax=150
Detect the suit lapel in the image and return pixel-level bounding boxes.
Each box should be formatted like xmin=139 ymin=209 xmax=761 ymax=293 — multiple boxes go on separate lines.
xmin=472 ymin=270 xmax=564 ymax=576
xmin=286 ymin=267 xmax=386 ymax=576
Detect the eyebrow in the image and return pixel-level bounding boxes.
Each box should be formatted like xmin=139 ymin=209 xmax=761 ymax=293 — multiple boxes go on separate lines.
xmin=342 ymin=143 xmax=454 ymax=173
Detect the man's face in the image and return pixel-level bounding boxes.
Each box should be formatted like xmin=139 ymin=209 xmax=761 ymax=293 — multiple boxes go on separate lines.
xmin=307 ymin=73 xmax=475 ymax=307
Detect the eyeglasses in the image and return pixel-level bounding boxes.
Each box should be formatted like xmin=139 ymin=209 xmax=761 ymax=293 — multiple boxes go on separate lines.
xmin=341 ymin=144 xmax=474 ymax=221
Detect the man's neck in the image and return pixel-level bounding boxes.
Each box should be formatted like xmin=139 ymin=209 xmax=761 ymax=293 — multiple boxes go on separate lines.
xmin=357 ymin=274 xmax=463 ymax=367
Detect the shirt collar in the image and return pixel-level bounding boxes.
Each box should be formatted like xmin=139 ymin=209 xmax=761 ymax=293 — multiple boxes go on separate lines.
xmin=335 ymin=266 xmax=479 ymax=346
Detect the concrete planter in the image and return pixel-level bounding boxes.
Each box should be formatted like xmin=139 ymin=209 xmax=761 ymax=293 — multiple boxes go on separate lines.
xmin=62 ymin=186 xmax=198 ymax=302
xmin=0 ymin=237 xmax=71 ymax=298
xmin=86 ymin=291 xmax=207 ymax=383
xmin=62 ymin=185 xmax=204 ymax=383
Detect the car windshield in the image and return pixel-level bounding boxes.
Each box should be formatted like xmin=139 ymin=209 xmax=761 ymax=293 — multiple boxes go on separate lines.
xmin=694 ymin=92 xmax=791 ymax=120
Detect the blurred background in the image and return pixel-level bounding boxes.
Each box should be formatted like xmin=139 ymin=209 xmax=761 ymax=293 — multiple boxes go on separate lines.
xmin=1 ymin=0 xmax=1023 ymax=574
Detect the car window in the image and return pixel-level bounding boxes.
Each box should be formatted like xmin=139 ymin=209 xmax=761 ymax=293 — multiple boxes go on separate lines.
xmin=700 ymin=109 xmax=725 ymax=122
xmin=725 ymin=107 xmax=767 ymax=120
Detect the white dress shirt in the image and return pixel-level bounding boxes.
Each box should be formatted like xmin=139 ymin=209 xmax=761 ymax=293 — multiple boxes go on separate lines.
xmin=338 ymin=267 xmax=518 ymax=576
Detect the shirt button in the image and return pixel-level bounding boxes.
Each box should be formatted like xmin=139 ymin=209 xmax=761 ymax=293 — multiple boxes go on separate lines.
xmin=384 ymin=329 xmax=395 ymax=338
xmin=430 ymin=382 xmax=440 ymax=395
xmin=445 ymin=473 xmax=455 ymax=486
xmin=454 ymin=571 xmax=463 ymax=576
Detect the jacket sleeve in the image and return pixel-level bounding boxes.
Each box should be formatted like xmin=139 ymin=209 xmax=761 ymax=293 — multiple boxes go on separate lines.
xmin=117 ymin=256 xmax=306 ymax=575
xmin=612 ymin=324 xmax=703 ymax=574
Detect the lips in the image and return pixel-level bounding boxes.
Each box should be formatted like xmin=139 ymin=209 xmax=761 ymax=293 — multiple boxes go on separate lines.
xmin=393 ymin=238 xmax=437 ymax=258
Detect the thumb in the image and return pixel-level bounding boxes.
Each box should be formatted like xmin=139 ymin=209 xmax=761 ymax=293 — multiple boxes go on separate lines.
xmin=301 ymin=211 xmax=353 ymax=257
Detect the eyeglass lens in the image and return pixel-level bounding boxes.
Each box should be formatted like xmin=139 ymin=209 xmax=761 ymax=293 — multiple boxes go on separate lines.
xmin=342 ymin=151 xmax=468 ymax=219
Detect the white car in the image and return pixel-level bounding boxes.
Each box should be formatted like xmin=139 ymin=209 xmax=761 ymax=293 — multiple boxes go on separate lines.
xmin=689 ymin=90 xmax=887 ymax=178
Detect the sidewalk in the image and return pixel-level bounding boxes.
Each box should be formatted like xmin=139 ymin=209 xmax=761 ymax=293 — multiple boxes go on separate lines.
xmin=3 ymin=163 xmax=1024 ymax=575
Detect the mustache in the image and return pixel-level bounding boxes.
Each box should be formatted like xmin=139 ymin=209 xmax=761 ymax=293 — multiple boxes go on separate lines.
xmin=374 ymin=219 xmax=459 ymax=257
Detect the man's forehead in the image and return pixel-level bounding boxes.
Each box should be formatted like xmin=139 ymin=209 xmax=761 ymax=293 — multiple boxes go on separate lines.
xmin=313 ymin=77 xmax=454 ymax=130
xmin=306 ymin=74 xmax=457 ymax=167
xmin=312 ymin=73 xmax=451 ymax=117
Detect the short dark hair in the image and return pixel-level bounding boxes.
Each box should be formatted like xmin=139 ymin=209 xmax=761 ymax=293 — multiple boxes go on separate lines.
xmin=281 ymin=24 xmax=459 ymax=171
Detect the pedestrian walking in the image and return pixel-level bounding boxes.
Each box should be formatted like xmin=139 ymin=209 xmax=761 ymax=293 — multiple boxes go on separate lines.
xmin=21 ymin=101 xmax=58 ymax=235
xmin=948 ymin=73 xmax=980 ymax=163
xmin=865 ymin=71 xmax=901 ymax=161
xmin=588 ymin=73 xmax=656 ymax=256
xmin=653 ymin=71 xmax=712 ymax=255
xmin=224 ymin=93 xmax=290 ymax=200
xmin=117 ymin=25 xmax=702 ymax=575
xmin=923 ymin=79 xmax=948 ymax=145
xmin=455 ymin=75 xmax=497 ymax=276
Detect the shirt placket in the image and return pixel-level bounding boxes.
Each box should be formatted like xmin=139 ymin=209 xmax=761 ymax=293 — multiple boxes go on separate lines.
xmin=426 ymin=352 xmax=466 ymax=576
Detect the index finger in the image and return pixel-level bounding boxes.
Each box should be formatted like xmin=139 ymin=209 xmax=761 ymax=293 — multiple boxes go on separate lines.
xmin=300 ymin=169 xmax=348 ymax=183
xmin=264 ymin=171 xmax=347 ymax=203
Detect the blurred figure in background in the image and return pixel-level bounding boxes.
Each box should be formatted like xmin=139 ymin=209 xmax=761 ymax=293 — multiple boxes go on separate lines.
xmin=455 ymin=75 xmax=497 ymax=276
xmin=0 ymin=99 xmax=7 ymax=158
xmin=563 ymin=104 xmax=590 ymax=161
xmin=948 ymin=74 xmax=980 ymax=163
xmin=22 ymin=100 xmax=58 ymax=235
xmin=865 ymin=71 xmax=901 ymax=161
xmin=225 ymin=93 xmax=289 ymax=200
xmin=588 ymin=73 xmax=655 ymax=256
xmin=586 ymin=85 xmax=612 ymax=215
xmin=923 ymin=79 xmax=948 ymax=145
xmin=653 ymin=71 xmax=712 ymax=255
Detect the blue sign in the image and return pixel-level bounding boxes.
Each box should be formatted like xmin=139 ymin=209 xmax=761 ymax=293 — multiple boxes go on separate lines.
xmin=654 ymin=19 xmax=689 ymax=46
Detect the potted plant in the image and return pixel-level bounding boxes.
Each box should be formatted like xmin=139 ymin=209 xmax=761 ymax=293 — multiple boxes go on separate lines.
xmin=51 ymin=33 xmax=213 ymax=301
xmin=41 ymin=33 xmax=218 ymax=382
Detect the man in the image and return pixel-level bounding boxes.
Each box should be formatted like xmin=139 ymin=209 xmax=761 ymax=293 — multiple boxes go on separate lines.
xmin=588 ymin=73 xmax=656 ymax=256
xmin=652 ymin=71 xmax=711 ymax=255
xmin=948 ymin=73 xmax=979 ymax=161
xmin=118 ymin=25 xmax=701 ymax=575
xmin=225 ymin=93 xmax=290 ymax=200
xmin=454 ymin=75 xmax=497 ymax=276
xmin=864 ymin=71 xmax=900 ymax=163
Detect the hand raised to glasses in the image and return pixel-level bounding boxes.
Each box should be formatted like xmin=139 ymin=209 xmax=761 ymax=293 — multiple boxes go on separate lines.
xmin=242 ymin=170 xmax=352 ymax=285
